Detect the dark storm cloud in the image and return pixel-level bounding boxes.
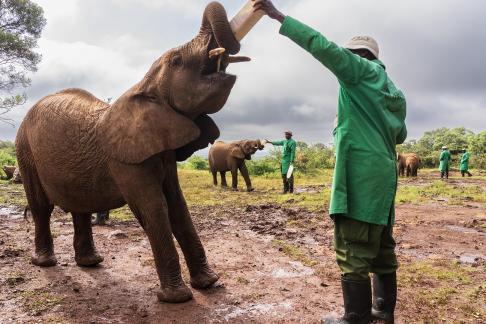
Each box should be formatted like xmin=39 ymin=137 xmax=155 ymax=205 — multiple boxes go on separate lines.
xmin=1 ymin=0 xmax=484 ymax=142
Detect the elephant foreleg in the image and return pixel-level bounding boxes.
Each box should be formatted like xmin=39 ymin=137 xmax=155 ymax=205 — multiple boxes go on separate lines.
xmin=164 ymin=168 xmax=218 ymax=290
xmin=231 ymin=167 xmax=238 ymax=191
xmin=239 ymin=163 xmax=254 ymax=192
xmin=72 ymin=212 xmax=104 ymax=267
xmin=220 ymin=171 xmax=228 ymax=187
xmin=109 ymin=159 xmax=192 ymax=303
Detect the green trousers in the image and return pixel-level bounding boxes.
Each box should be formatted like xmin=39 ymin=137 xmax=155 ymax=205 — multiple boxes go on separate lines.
xmin=333 ymin=215 xmax=398 ymax=281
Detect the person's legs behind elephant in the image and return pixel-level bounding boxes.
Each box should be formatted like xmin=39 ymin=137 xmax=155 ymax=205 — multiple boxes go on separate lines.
xmin=92 ymin=211 xmax=110 ymax=226
xmin=288 ymin=174 xmax=294 ymax=193
xmin=282 ymin=174 xmax=289 ymax=194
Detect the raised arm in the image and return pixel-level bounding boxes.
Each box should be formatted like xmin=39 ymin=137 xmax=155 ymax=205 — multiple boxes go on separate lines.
xmin=271 ymin=140 xmax=285 ymax=146
xmin=253 ymin=0 xmax=374 ymax=84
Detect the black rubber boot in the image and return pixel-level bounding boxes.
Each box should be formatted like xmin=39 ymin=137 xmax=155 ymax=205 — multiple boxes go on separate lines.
xmin=282 ymin=176 xmax=289 ymax=194
xmin=371 ymin=272 xmax=397 ymax=324
xmin=288 ymin=175 xmax=294 ymax=194
xmin=92 ymin=211 xmax=109 ymax=226
xmin=321 ymin=277 xmax=372 ymax=324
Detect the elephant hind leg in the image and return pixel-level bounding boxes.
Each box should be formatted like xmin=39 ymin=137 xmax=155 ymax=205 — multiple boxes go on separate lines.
xmin=17 ymin=152 xmax=56 ymax=267
xmin=72 ymin=212 xmax=103 ymax=267
xmin=211 ymin=170 xmax=218 ymax=186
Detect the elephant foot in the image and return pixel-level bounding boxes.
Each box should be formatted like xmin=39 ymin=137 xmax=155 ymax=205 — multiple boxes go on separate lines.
xmin=31 ymin=252 xmax=57 ymax=267
xmin=75 ymin=252 xmax=104 ymax=267
xmin=157 ymin=284 xmax=193 ymax=303
xmin=190 ymin=267 xmax=219 ymax=289
xmin=247 ymin=187 xmax=255 ymax=192
xmin=232 ymin=187 xmax=239 ymax=192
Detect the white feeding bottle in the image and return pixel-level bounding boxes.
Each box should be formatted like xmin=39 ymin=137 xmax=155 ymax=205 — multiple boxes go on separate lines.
xmin=230 ymin=1 xmax=264 ymax=41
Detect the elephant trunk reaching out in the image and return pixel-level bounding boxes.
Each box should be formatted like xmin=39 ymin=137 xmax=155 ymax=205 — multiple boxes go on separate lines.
xmin=15 ymin=2 xmax=247 ymax=304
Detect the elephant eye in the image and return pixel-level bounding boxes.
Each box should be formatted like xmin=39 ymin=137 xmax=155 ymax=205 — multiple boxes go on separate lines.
xmin=170 ymin=54 xmax=183 ymax=67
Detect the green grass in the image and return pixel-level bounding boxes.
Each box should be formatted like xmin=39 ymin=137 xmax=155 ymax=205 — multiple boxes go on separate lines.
xmin=399 ymin=260 xmax=484 ymax=320
xmin=0 ymin=182 xmax=27 ymax=206
xmin=179 ymin=169 xmax=332 ymax=211
xmin=396 ymin=180 xmax=485 ymax=205
xmin=19 ymin=290 xmax=63 ymax=314
xmin=0 ymin=169 xmax=483 ymax=215
xmin=272 ymin=239 xmax=317 ymax=267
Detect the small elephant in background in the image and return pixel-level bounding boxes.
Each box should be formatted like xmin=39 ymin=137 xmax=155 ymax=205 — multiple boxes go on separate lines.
xmin=397 ymin=153 xmax=421 ymax=177
xmin=405 ymin=153 xmax=421 ymax=177
xmin=2 ymin=165 xmax=16 ymax=180
xmin=208 ymin=140 xmax=264 ymax=191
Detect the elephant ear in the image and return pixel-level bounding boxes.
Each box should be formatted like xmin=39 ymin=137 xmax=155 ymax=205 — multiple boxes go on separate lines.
xmin=98 ymin=93 xmax=200 ymax=164
xmin=175 ymin=115 xmax=220 ymax=162
xmin=230 ymin=144 xmax=246 ymax=159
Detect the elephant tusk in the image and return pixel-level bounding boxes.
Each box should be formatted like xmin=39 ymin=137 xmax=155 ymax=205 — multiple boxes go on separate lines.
xmin=227 ymin=56 xmax=251 ymax=63
xmin=209 ymin=48 xmax=226 ymax=73
xmin=209 ymin=47 xmax=226 ymax=59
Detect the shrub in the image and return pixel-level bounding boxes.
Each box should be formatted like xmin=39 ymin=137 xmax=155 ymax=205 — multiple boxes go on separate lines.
xmin=247 ymin=158 xmax=279 ymax=176
xmin=186 ymin=156 xmax=208 ymax=170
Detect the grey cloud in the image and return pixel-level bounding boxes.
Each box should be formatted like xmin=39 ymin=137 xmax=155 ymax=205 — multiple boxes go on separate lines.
xmin=1 ymin=0 xmax=485 ymax=143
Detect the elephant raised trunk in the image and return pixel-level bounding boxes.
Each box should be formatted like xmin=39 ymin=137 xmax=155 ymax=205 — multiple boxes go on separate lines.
xmin=199 ymin=1 xmax=240 ymax=55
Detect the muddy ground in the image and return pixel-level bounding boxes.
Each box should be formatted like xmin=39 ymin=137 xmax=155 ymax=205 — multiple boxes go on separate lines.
xmin=1 ymin=177 xmax=485 ymax=323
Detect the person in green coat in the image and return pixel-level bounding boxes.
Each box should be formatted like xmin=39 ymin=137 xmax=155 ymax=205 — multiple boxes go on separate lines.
xmin=254 ymin=1 xmax=407 ymax=323
xmin=460 ymin=149 xmax=472 ymax=177
xmin=266 ymin=131 xmax=297 ymax=193
xmin=439 ymin=146 xmax=452 ymax=179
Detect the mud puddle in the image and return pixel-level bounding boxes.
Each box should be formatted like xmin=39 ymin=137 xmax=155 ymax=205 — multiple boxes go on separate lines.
xmin=0 ymin=206 xmax=23 ymax=220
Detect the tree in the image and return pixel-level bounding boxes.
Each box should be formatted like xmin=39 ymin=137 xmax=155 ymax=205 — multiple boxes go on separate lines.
xmin=0 ymin=0 xmax=46 ymax=123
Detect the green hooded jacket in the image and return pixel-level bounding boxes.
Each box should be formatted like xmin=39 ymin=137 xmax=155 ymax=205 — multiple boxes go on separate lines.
xmin=272 ymin=139 xmax=296 ymax=175
xmin=439 ymin=150 xmax=451 ymax=172
xmin=280 ymin=17 xmax=407 ymax=225
xmin=460 ymin=152 xmax=470 ymax=171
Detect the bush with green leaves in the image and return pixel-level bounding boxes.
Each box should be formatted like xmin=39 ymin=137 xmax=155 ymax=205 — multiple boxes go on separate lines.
xmin=247 ymin=157 xmax=279 ymax=176
xmin=398 ymin=128 xmax=485 ymax=169
xmin=185 ymin=155 xmax=208 ymax=170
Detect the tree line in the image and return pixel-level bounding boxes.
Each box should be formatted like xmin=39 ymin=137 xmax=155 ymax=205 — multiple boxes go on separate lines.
xmin=182 ymin=127 xmax=485 ymax=175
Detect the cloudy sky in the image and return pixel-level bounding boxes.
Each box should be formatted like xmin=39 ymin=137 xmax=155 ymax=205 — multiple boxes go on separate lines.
xmin=1 ymin=0 xmax=485 ymax=152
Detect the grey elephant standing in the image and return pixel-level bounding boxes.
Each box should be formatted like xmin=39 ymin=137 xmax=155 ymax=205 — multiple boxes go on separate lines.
xmin=208 ymin=140 xmax=264 ymax=191
xmin=15 ymin=2 xmax=249 ymax=303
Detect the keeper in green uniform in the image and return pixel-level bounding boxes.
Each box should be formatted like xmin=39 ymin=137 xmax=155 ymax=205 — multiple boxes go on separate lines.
xmin=254 ymin=1 xmax=407 ymax=323
xmin=460 ymin=149 xmax=472 ymax=177
xmin=439 ymin=146 xmax=452 ymax=179
xmin=266 ymin=131 xmax=297 ymax=194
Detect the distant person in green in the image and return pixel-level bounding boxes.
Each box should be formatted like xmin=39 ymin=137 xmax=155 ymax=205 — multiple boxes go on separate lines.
xmin=439 ymin=146 xmax=452 ymax=179
xmin=254 ymin=1 xmax=407 ymax=323
xmin=266 ymin=131 xmax=296 ymax=194
xmin=460 ymin=149 xmax=472 ymax=177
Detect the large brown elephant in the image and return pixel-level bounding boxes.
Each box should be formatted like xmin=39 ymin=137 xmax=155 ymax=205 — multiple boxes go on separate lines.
xmin=15 ymin=2 xmax=248 ymax=303
xmin=397 ymin=153 xmax=421 ymax=177
xmin=208 ymin=140 xmax=264 ymax=191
